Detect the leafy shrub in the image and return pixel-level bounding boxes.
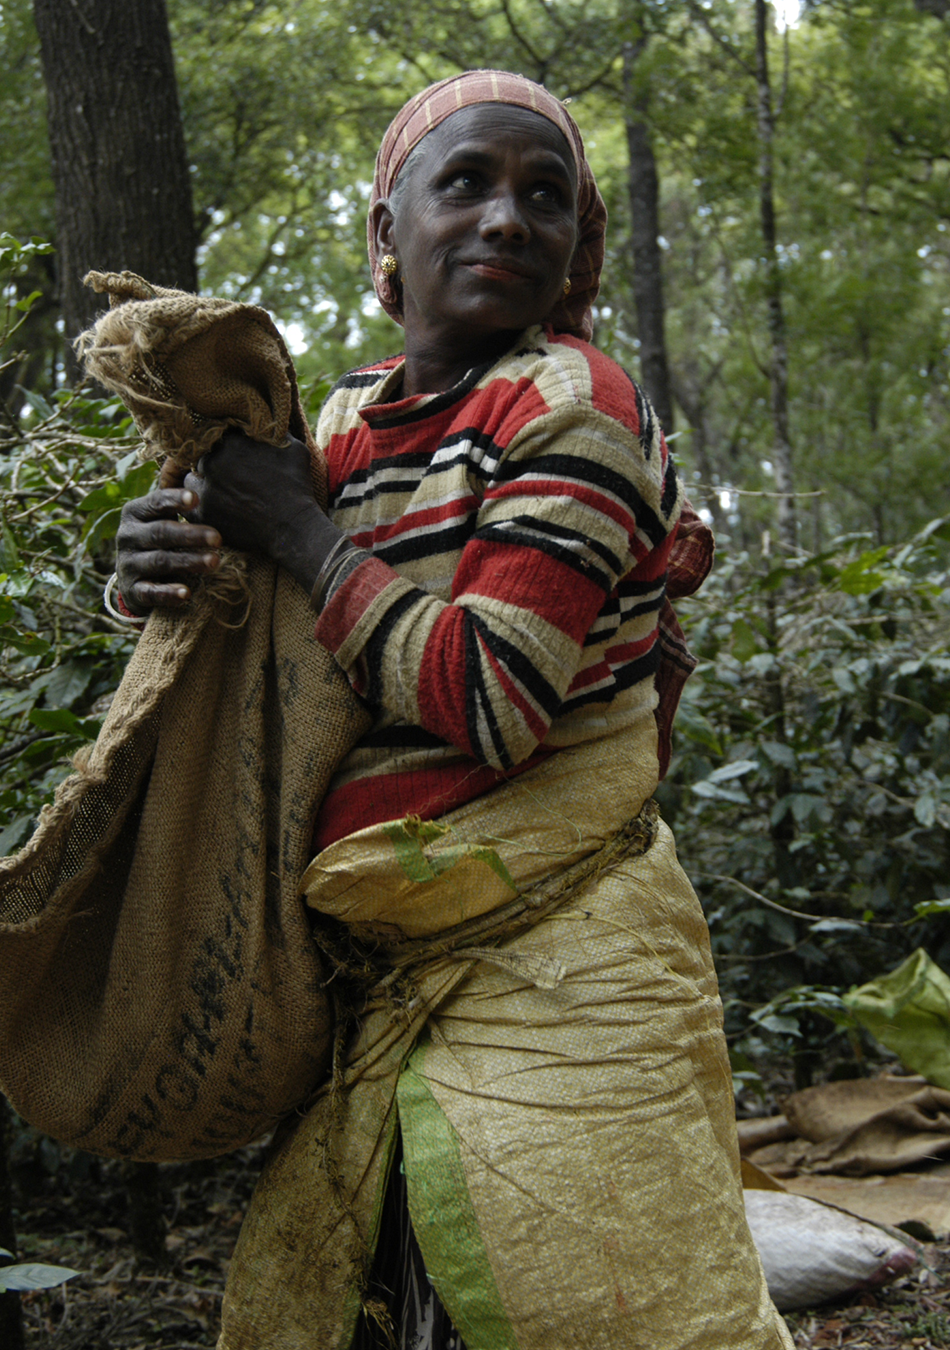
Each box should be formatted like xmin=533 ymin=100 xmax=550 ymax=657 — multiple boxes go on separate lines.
xmin=665 ymin=523 xmax=950 ymax=1080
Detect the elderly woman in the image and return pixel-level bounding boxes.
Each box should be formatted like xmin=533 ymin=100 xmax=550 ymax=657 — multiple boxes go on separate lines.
xmin=117 ymin=70 xmax=791 ymax=1350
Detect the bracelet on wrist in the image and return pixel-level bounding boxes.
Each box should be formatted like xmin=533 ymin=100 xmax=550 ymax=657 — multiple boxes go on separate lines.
xmin=310 ymin=537 xmax=365 ymax=612
xmin=103 ymin=572 xmax=147 ymax=626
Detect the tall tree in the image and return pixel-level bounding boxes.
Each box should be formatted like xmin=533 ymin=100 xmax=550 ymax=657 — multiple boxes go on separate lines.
xmin=752 ymin=0 xmax=796 ymax=556
xmin=0 ymin=1098 xmax=23 ymax=1350
xmin=623 ymin=37 xmax=675 ymax=433
xmin=32 ymin=0 xmax=196 ymax=349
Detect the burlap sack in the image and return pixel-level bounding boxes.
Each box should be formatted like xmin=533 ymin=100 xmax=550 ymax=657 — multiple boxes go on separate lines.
xmin=749 ymin=1076 xmax=950 ymax=1177
xmin=218 ymin=720 xmax=793 ymax=1350
xmin=77 ymin=269 xmax=327 ymax=501
xmin=0 ymin=276 xmax=371 ymax=1159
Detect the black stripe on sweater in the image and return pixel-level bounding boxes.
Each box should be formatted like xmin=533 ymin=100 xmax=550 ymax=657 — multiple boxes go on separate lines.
xmin=468 ymin=611 xmax=560 ymax=722
xmin=361 ymin=589 xmax=420 ymax=706
xmin=476 ymin=521 xmax=614 ymax=593
xmin=366 ymin=360 xmax=496 ymax=430
xmin=465 ymin=622 xmax=511 ymax=769
xmin=494 ymin=452 xmax=667 ymax=548
xmin=559 ymin=646 xmax=660 ymax=713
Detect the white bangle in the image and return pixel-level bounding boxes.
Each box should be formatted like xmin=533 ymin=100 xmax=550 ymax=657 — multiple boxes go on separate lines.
xmin=103 ymin=571 xmax=146 ymax=625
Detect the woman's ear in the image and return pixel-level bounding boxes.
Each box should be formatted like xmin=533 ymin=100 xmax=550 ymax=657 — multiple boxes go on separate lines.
xmin=371 ymin=199 xmax=396 ymax=260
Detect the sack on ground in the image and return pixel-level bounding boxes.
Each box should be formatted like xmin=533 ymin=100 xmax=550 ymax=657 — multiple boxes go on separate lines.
xmin=744 ymin=1190 xmax=918 ymax=1312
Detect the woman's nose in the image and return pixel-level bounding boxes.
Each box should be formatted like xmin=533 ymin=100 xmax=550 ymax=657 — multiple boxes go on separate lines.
xmin=479 ymin=191 xmax=530 ymax=242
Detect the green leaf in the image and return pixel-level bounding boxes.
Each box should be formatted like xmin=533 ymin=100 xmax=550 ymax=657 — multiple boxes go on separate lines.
xmin=836 ymin=547 xmax=889 ymax=595
xmin=0 ymin=568 xmax=34 ymax=598
xmin=1 ymin=632 xmax=50 ymax=655
xmin=80 ymin=463 xmax=156 ymax=551
xmin=754 ymin=1013 xmax=801 ymax=1037
xmin=0 ymin=816 xmax=34 ymax=855
xmin=676 ymin=705 xmax=723 ymax=755
xmin=0 ymin=517 xmax=19 ymax=570
xmin=116 ymin=448 xmax=142 ymax=479
xmin=761 ymin=740 xmax=797 ymax=770
xmin=914 ymin=791 xmax=937 ymax=828
xmin=383 ymin=818 xmax=517 ymax=893
xmin=691 ymin=780 xmax=750 ymax=804
xmin=28 ymin=708 xmax=84 ymax=734
xmin=707 ymin=759 xmax=758 ymax=783
xmin=0 ymin=1262 xmax=80 ymax=1292
xmin=41 ymin=660 xmax=93 ymax=709
xmin=913 ymin=899 xmax=950 ymax=919
xmin=77 ymin=481 xmax=122 ymax=518
xmin=731 ymin=618 xmax=761 ymax=664
xmin=83 ymin=506 xmax=122 ymax=554
xmin=18 ymin=387 xmax=55 ymax=420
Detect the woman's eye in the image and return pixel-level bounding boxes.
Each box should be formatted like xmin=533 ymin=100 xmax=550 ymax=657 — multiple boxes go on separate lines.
xmin=448 ymin=172 xmax=480 ymax=191
xmin=531 ymin=184 xmax=564 ymax=206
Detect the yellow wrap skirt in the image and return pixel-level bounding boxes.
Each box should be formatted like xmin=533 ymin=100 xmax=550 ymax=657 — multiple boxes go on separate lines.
xmin=217 ymin=719 xmax=793 ymax=1350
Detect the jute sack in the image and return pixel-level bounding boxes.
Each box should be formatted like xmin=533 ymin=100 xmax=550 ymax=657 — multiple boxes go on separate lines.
xmin=218 ymin=720 xmax=793 ymax=1350
xmin=0 ymin=275 xmax=371 ymax=1160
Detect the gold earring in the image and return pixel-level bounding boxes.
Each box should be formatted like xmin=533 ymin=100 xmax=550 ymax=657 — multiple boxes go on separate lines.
xmin=380 ymin=254 xmax=398 ymax=278
xmin=563 ymin=277 xmax=572 ymax=296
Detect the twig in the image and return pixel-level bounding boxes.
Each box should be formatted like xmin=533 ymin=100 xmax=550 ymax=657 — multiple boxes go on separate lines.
xmin=694 ymin=872 xmax=899 ymax=928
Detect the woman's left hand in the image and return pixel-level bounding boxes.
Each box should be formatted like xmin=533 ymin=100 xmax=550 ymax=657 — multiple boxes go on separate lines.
xmin=183 ymin=429 xmax=344 ymax=594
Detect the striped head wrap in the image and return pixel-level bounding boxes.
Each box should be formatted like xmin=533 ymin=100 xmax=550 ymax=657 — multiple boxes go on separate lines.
xmin=369 ymin=70 xmax=607 ymax=341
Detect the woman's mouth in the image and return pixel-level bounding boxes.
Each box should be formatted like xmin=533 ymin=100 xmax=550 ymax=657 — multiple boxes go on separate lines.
xmin=465 ymin=260 xmax=535 ymax=283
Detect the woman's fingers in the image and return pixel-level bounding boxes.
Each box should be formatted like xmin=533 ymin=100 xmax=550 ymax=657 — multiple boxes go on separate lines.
xmin=122 ymin=578 xmax=193 ymax=611
xmin=116 ymin=488 xmax=223 ymax=613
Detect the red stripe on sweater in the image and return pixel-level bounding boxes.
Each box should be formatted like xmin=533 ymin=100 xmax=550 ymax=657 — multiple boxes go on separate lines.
xmin=452 ymin=540 xmax=604 ymax=644
xmin=478 ymin=631 xmax=549 ymax=743
xmin=311 ymin=749 xmax=553 ymax=852
xmin=485 ymin=477 xmax=638 ymax=540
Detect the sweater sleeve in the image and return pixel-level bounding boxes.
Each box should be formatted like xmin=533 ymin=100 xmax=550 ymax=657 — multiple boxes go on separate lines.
xmin=314 ymin=397 xmax=680 ymax=771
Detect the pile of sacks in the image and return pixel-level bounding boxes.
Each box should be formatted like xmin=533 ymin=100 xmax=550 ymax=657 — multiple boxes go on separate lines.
xmin=739 ymin=949 xmax=950 ymax=1311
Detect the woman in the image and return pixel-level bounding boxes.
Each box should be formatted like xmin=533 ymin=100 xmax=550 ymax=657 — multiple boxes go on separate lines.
xmin=117 ymin=70 xmax=792 ymax=1350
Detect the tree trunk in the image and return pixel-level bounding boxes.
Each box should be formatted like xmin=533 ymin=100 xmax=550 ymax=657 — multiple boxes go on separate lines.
xmin=623 ymin=41 xmax=675 ymax=435
xmin=754 ymin=0 xmax=796 ymax=555
xmin=32 ymin=0 xmax=196 ymax=358
xmin=122 ymin=1160 xmax=168 ymax=1266
xmin=0 ymin=1095 xmax=24 ymax=1350
xmin=672 ymin=371 xmax=718 ymax=526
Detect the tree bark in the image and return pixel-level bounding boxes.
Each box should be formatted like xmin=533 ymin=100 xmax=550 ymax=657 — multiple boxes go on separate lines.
xmin=623 ymin=41 xmax=675 ymax=435
xmin=0 ymin=1095 xmax=24 ymax=1350
xmin=754 ymin=0 xmax=796 ymax=555
xmin=121 ymin=1160 xmax=167 ymax=1266
xmin=33 ymin=0 xmax=197 ymax=356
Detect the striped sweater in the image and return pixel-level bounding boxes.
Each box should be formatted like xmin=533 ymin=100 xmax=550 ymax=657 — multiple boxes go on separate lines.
xmin=311 ymin=325 xmax=685 ymax=851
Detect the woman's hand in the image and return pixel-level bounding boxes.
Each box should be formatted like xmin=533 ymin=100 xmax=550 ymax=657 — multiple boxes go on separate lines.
xmin=115 ymin=488 xmax=222 ymax=614
xmin=182 ymin=429 xmax=343 ymax=594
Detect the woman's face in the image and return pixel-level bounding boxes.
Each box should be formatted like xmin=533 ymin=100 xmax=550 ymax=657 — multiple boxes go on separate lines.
xmin=375 ymin=104 xmax=579 ymax=361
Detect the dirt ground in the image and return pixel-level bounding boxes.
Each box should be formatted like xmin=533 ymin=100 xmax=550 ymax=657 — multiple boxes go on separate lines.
xmin=10 ymin=1141 xmax=950 ymax=1349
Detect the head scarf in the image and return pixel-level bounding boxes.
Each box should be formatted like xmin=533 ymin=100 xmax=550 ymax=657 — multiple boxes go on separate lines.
xmin=368 ymin=70 xmax=607 ymax=341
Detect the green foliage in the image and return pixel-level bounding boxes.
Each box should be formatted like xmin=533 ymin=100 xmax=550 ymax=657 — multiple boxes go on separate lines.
xmin=0 ymin=1247 xmax=78 ymax=1293
xmin=664 ymin=520 xmax=950 ymax=1075
xmin=4 ymin=0 xmax=949 ymax=541
xmin=3 ymin=0 xmax=950 ymax=1089
xmin=0 ymin=242 xmax=145 ymax=853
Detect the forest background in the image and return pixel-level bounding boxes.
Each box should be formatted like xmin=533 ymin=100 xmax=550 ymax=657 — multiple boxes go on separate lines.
xmin=0 ymin=0 xmax=949 ymax=1341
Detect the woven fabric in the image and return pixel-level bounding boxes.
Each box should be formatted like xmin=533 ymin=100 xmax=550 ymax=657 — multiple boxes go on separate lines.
xmin=78 ymin=270 xmax=326 ymax=502
xmin=310 ymin=327 xmax=706 ymax=847
xmin=368 ymin=70 xmax=607 ymax=340
xmin=216 ymin=719 xmax=792 ymax=1350
xmin=0 ymin=276 xmax=371 ymax=1160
